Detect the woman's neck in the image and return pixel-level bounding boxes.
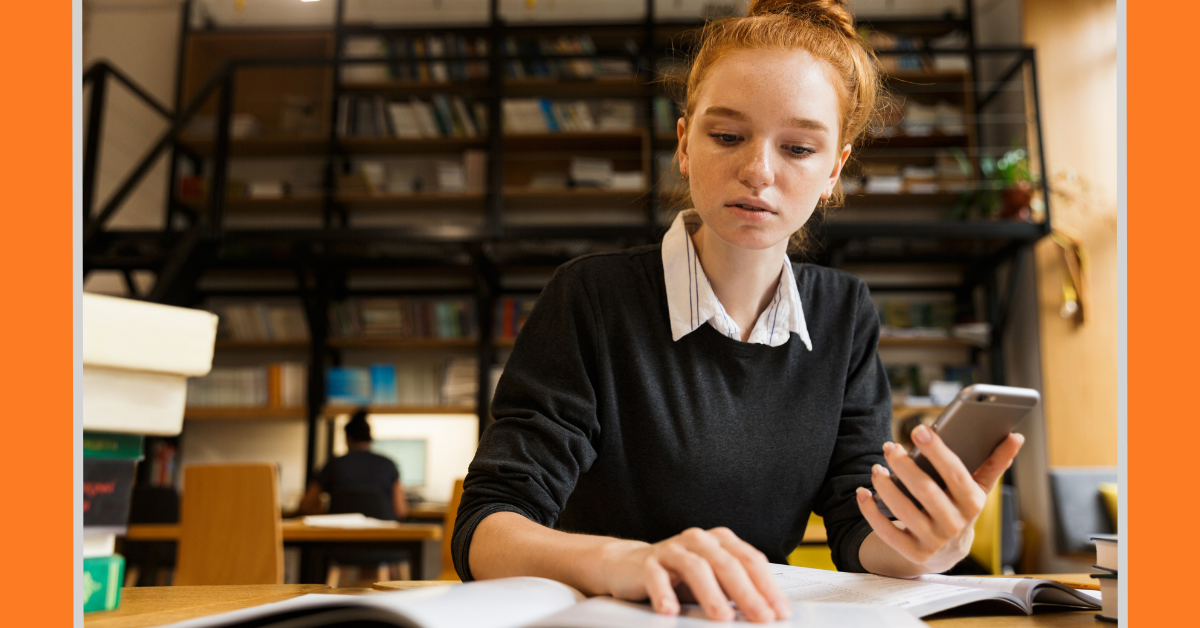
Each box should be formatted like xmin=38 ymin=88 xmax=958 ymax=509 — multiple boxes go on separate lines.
xmin=691 ymin=224 xmax=788 ymax=341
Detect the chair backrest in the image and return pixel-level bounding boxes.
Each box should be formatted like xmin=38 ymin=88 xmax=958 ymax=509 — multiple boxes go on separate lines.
xmin=175 ymin=463 xmax=283 ymax=585
xmin=438 ymin=478 xmax=465 ymax=581
xmin=329 ymin=487 xmax=395 ymax=521
xmin=968 ymin=483 xmax=1004 ymax=574
xmin=1049 ymin=466 xmax=1118 ymax=554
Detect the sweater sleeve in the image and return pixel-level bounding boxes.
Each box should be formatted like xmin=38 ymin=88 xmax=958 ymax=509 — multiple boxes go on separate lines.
xmin=451 ymin=265 xmax=602 ymax=581
xmin=813 ymin=278 xmax=893 ymax=573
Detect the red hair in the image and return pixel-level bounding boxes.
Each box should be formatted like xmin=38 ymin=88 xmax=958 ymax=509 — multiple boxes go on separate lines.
xmin=668 ymin=0 xmax=883 ymax=251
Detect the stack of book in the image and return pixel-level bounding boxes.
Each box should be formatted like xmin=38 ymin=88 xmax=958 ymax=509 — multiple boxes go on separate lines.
xmin=328 ymin=298 xmax=478 ymax=340
xmin=337 ymin=94 xmax=487 ymax=139
xmin=502 ymin=99 xmax=637 ymax=134
xmin=214 ymin=303 xmax=309 ymax=342
xmin=1091 ymin=534 xmax=1118 ymax=622
xmin=186 ymin=362 xmax=307 ymax=408
xmin=503 ymin=35 xmax=635 ymax=79
xmin=82 ymin=294 xmax=217 ymax=612
xmin=83 ymin=432 xmax=142 ymax=612
xmin=327 ymin=358 xmax=476 ymax=408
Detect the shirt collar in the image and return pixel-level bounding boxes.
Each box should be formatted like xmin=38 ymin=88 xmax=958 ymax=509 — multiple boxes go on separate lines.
xmin=661 ymin=210 xmax=812 ymax=350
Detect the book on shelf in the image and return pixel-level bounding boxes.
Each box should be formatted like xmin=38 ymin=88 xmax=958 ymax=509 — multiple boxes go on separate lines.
xmin=327 ymin=358 xmax=476 ymax=408
xmin=342 ymin=35 xmax=390 ymax=84
xmin=187 ymin=362 xmax=307 ymax=409
xmin=340 ymin=94 xmax=486 ymax=139
xmin=502 ymin=98 xmax=638 ymax=134
xmin=349 ymin=34 xmax=489 ymax=84
xmin=653 ymin=95 xmax=679 ymax=135
xmin=214 ymin=302 xmax=309 ymax=342
xmin=329 ymin=297 xmax=477 ymax=340
xmin=441 ymin=357 xmax=479 ymax=407
xmin=503 ymin=35 xmax=636 ymax=80
xmin=494 ymin=297 xmax=538 ymax=341
xmin=146 ymin=438 xmax=179 ymax=488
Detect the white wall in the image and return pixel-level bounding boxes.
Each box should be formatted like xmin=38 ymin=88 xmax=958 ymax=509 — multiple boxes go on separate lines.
xmin=179 ymin=418 xmax=310 ymax=510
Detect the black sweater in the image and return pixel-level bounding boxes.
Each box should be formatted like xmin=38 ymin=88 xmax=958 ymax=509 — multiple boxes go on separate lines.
xmin=452 ymin=244 xmax=891 ymax=580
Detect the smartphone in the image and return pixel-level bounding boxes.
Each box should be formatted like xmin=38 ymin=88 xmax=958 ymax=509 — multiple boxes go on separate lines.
xmin=873 ymin=384 xmax=1040 ymax=519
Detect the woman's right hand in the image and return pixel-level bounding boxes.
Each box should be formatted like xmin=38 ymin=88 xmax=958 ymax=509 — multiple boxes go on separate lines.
xmin=597 ymin=526 xmax=792 ymax=623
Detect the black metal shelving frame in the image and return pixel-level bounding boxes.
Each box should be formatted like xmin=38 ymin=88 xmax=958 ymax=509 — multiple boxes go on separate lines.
xmin=82 ymin=0 xmax=1051 ymax=487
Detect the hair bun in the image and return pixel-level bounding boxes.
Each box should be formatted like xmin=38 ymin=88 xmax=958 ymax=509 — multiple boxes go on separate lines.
xmin=746 ymin=0 xmax=856 ymax=40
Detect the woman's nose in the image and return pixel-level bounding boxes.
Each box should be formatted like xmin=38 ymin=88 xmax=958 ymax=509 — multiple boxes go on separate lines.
xmin=738 ymin=141 xmax=775 ymax=189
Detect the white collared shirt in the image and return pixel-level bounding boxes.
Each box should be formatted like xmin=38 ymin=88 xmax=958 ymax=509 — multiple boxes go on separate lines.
xmin=661 ymin=210 xmax=813 ymax=349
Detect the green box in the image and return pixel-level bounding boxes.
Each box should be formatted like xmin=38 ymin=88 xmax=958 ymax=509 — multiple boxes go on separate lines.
xmin=83 ymin=554 xmax=124 ymax=613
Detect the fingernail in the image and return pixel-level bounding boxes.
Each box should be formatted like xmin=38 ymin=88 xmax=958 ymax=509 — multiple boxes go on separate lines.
xmin=882 ymin=441 xmax=894 ymax=454
xmin=872 ymin=464 xmax=889 ymax=477
xmin=913 ymin=425 xmax=931 ymax=444
xmin=856 ymin=486 xmax=869 ymax=500
xmin=1014 ymin=433 xmax=1026 ymax=446
xmin=775 ymin=602 xmax=792 ymax=619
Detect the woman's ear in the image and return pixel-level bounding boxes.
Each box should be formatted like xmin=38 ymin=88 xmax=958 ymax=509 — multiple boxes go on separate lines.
xmin=823 ymin=143 xmax=852 ymax=198
xmin=676 ymin=117 xmax=690 ymax=179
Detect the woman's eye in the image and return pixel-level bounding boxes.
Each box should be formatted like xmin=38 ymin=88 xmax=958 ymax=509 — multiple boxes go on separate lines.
xmin=707 ymin=133 xmax=741 ymax=144
xmin=786 ymin=145 xmax=815 ymax=157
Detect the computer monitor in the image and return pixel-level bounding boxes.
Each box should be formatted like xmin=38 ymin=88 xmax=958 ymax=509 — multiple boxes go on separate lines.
xmin=371 ymin=438 xmax=427 ymax=490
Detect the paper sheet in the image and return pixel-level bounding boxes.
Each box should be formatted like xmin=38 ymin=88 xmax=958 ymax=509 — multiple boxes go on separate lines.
xmin=529 ymin=598 xmax=929 ymax=628
xmin=771 ymin=565 xmax=983 ymax=611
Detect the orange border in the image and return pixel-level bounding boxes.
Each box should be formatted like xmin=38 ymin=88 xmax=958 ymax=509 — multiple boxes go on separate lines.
xmin=0 ymin=1 xmax=73 ymax=625
xmin=0 ymin=1 xmax=1169 ymax=625
xmin=1129 ymin=1 xmax=1196 ymax=624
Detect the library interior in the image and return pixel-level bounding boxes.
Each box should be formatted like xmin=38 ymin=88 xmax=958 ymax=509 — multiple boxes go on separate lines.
xmin=79 ymin=0 xmax=1120 ymax=625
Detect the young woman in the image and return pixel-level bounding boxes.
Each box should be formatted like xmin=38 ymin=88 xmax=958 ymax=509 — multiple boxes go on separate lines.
xmin=452 ymin=0 xmax=1024 ymax=622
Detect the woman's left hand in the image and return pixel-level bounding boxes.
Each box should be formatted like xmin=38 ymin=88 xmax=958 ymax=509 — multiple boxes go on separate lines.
xmin=855 ymin=424 xmax=1025 ymax=574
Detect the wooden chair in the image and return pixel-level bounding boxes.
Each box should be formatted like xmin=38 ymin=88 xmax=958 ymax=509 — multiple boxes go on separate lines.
xmin=174 ymin=463 xmax=284 ymax=585
xmin=437 ymin=478 xmax=465 ymax=581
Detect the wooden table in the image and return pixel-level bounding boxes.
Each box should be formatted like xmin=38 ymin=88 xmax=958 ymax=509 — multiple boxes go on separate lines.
xmin=125 ymin=521 xmax=442 ymax=582
xmin=85 ymin=578 xmax=1103 ymax=628
xmin=125 ymin=521 xmax=443 ymax=543
xmin=406 ymin=502 xmax=448 ymax=522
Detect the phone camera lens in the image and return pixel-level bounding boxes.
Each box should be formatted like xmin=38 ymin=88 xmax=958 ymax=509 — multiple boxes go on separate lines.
xmin=976 ymin=394 xmax=987 ymax=402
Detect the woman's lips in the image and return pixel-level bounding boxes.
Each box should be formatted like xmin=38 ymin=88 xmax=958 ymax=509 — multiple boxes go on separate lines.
xmin=726 ymin=203 xmax=775 ymax=222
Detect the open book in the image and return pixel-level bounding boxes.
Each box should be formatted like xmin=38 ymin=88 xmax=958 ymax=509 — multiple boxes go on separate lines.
xmin=159 ymin=567 xmax=1100 ymax=628
xmin=773 ymin=564 xmax=1101 ymax=617
xmin=160 ymin=577 xmax=926 ymax=628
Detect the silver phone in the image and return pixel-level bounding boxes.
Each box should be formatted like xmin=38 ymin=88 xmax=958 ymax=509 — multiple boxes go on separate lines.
xmin=873 ymin=384 xmax=1040 ymax=519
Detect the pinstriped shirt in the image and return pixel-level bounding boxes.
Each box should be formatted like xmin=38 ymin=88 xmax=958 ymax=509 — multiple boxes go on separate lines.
xmin=662 ymin=209 xmax=813 ymax=349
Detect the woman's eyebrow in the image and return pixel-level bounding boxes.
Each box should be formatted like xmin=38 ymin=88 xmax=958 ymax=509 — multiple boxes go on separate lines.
xmin=701 ymin=106 xmax=829 ymax=133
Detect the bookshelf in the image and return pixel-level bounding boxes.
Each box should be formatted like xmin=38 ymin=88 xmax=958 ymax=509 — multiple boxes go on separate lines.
xmin=184 ymin=407 xmax=308 ymax=420
xmin=82 ymin=0 xmax=1050 ymax=488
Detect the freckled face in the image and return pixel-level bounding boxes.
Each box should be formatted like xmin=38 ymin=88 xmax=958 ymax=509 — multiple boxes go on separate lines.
xmin=678 ymin=48 xmax=849 ymax=251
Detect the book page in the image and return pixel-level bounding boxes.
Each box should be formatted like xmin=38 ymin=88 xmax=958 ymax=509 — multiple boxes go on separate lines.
xmin=916 ymin=574 xmax=1027 ymax=595
xmin=529 ymin=597 xmax=930 ymax=628
xmin=917 ymin=574 xmax=1099 ymax=609
xmin=770 ymin=564 xmax=1020 ymax=617
xmin=159 ymin=577 xmax=583 ymax=628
